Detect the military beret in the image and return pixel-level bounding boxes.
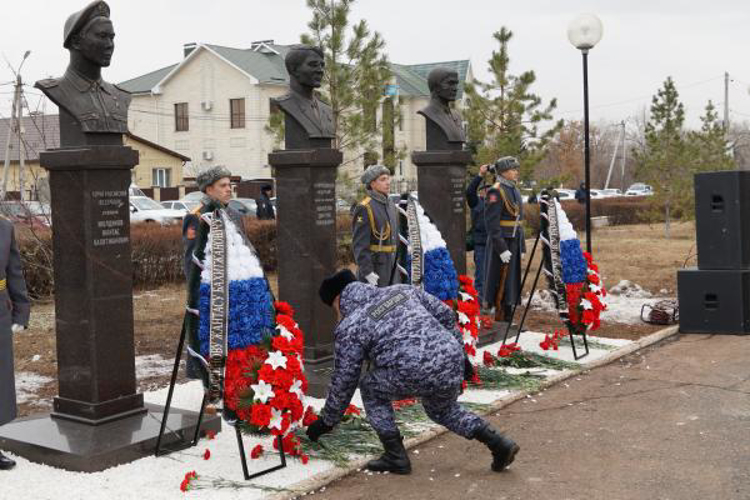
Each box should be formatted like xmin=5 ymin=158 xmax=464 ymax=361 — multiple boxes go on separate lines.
xmin=494 ymin=156 xmax=520 ymax=173
xmin=196 ymin=166 xmax=232 ymax=192
xmin=361 ymin=164 xmax=391 ymax=187
xmin=64 ymin=1 xmax=111 ymax=49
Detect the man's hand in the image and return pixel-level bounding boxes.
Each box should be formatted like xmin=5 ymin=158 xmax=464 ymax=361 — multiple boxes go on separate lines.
xmin=365 ymin=272 xmax=379 ymax=286
xmin=11 ymin=324 xmax=24 ymax=334
xmin=464 ymin=356 xmax=475 ymax=381
xmin=479 ymin=164 xmax=489 ymax=176
xmin=306 ymin=419 xmax=334 ymax=442
xmin=500 ymin=250 xmax=512 ymax=264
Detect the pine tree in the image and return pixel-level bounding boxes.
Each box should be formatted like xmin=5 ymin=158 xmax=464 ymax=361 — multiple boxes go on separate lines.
xmin=690 ymin=101 xmax=734 ymax=172
xmin=634 ymin=77 xmax=689 ymax=238
xmin=464 ymin=27 xmax=562 ymax=181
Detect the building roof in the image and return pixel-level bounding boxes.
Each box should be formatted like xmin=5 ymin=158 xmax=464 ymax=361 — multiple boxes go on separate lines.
xmin=0 ymin=114 xmax=60 ymax=162
xmin=0 ymin=115 xmax=190 ymax=162
xmin=119 ymin=42 xmax=470 ymax=98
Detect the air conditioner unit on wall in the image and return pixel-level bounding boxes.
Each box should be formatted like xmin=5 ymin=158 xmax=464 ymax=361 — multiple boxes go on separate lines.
xmin=203 ymin=151 xmax=214 ymax=161
xmin=201 ymin=100 xmax=213 ymax=111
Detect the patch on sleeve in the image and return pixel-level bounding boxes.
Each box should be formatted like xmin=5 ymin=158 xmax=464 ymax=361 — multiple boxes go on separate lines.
xmin=186 ymin=226 xmax=196 ymax=240
xmin=356 ymin=215 xmax=364 ymax=224
xmin=367 ymin=292 xmax=408 ymax=321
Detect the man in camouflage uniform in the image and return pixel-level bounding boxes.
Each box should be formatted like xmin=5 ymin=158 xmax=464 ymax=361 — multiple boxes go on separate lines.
xmin=307 ymin=270 xmax=520 ymax=474
xmin=352 ymin=165 xmax=400 ymax=286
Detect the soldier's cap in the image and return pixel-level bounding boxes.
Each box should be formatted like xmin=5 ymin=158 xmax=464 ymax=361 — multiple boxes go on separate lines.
xmin=361 ymin=164 xmax=390 ymax=187
xmin=197 ymin=166 xmax=232 ymax=192
xmin=494 ymin=156 xmax=520 ymax=173
xmin=319 ymin=269 xmax=357 ymax=307
xmin=64 ymin=0 xmax=111 ymax=49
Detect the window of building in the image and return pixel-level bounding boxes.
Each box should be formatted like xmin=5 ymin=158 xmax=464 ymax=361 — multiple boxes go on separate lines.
xmin=152 ymin=168 xmax=172 ymax=188
xmin=230 ymin=98 xmax=246 ymax=129
xmin=174 ymin=102 xmax=189 ymax=132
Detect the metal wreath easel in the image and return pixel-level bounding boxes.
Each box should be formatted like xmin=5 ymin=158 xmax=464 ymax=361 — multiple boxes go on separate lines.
xmin=154 ymin=317 xmax=287 ymax=480
xmin=500 ymin=193 xmax=590 ymax=361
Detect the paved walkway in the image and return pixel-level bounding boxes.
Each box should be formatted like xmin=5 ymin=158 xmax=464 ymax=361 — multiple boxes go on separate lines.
xmin=313 ymin=334 xmax=750 ymax=500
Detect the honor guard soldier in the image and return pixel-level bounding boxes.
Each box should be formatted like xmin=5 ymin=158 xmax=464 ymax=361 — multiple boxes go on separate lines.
xmin=352 ymin=165 xmax=400 ymax=287
xmin=483 ymin=156 xmax=525 ymax=322
xmin=0 ymin=218 xmax=31 ymax=470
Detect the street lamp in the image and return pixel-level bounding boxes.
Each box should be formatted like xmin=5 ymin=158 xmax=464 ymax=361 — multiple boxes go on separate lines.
xmin=568 ymin=14 xmax=602 ymax=256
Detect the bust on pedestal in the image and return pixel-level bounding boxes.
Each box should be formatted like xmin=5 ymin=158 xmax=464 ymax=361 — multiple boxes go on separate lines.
xmin=269 ymin=45 xmax=342 ymax=397
xmin=412 ymin=67 xmax=472 ymax=274
xmin=0 ymin=1 xmax=218 ymax=472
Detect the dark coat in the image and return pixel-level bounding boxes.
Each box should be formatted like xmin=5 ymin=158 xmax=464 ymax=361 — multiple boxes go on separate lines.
xmin=351 ymin=191 xmax=401 ymax=286
xmin=466 ymin=175 xmax=488 ymax=244
xmin=482 ymin=181 xmax=525 ymax=308
xmin=255 ymin=193 xmax=275 ymax=220
xmin=0 ymin=219 xmax=31 ymax=426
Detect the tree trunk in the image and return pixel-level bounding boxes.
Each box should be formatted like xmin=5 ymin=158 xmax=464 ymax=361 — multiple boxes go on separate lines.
xmin=665 ymin=201 xmax=671 ymax=239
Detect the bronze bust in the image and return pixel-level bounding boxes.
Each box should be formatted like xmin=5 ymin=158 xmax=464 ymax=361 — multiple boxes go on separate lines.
xmin=418 ymin=68 xmax=466 ymax=150
xmin=272 ymin=45 xmax=335 ymax=149
xmin=35 ymin=1 xmax=131 ymax=146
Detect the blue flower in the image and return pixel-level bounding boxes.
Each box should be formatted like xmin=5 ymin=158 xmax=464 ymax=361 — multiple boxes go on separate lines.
xmin=198 ymin=277 xmax=274 ymax=357
xmin=423 ymin=247 xmax=459 ymax=301
xmin=560 ymin=239 xmax=587 ymax=284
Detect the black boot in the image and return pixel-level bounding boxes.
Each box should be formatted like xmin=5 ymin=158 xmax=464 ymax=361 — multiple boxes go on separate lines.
xmin=0 ymin=451 xmax=16 ymax=470
xmin=474 ymin=424 xmax=519 ymax=472
xmin=366 ymin=432 xmax=412 ymax=475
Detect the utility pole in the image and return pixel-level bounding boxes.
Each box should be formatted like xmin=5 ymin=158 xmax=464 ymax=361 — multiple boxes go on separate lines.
xmin=604 ymin=120 xmax=625 ymax=190
xmin=620 ymin=121 xmax=627 ymax=190
xmin=724 ymin=71 xmax=730 ymax=129
xmin=17 ymin=79 xmax=25 ymax=202
xmin=1 ymin=76 xmax=21 ymax=201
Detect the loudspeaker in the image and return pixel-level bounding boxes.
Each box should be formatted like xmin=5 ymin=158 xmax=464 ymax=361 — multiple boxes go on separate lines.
xmin=694 ymin=170 xmax=750 ymax=270
xmin=677 ymin=268 xmax=750 ymax=334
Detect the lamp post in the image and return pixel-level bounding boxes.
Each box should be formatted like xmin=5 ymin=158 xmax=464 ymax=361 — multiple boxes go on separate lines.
xmin=568 ymin=14 xmax=602 ymax=255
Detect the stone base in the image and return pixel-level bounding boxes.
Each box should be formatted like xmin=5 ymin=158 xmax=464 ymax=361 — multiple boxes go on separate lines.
xmin=0 ymin=403 xmax=221 ymax=472
xmin=478 ymin=321 xmax=520 ymax=347
xmin=305 ymin=358 xmax=334 ymax=399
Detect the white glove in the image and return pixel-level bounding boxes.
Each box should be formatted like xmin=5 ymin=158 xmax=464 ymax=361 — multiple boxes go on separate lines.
xmin=11 ymin=324 xmax=24 ymax=334
xmin=500 ymin=250 xmax=512 ymax=264
xmin=365 ymin=272 xmax=379 ymax=286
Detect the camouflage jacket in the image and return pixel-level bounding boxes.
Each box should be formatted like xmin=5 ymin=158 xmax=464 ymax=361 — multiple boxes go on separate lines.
xmin=320 ymin=282 xmax=463 ymax=426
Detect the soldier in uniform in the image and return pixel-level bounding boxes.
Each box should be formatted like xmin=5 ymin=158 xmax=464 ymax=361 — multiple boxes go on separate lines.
xmin=255 ymin=184 xmax=275 ymax=220
xmin=483 ymin=157 xmax=525 ymax=322
xmin=0 ymin=219 xmax=31 ymax=470
xmin=182 ymin=167 xmax=247 ymax=391
xmin=352 ymin=165 xmax=400 ymax=287
xmin=307 ymin=270 xmax=519 ymax=474
xmin=35 ymin=1 xmax=130 ymax=144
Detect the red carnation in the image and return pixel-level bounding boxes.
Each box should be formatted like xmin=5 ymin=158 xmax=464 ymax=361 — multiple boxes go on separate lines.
xmin=202 ymin=448 xmax=211 ymax=460
xmin=206 ymin=429 xmax=217 ymax=440
xmin=483 ymin=351 xmax=494 ymax=366
xmin=180 ymin=479 xmax=189 ymax=492
xmin=251 ymin=444 xmax=264 ymax=459
xmin=274 ymin=301 xmax=295 ymax=317
xmin=344 ymin=404 xmax=361 ymax=416
xmin=303 ymin=406 xmax=319 ymax=426
xmin=300 ymin=453 xmax=310 ymax=465
xmin=250 ymin=403 xmax=272 ymax=427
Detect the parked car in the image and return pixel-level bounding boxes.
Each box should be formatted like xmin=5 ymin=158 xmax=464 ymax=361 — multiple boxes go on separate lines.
xmin=161 ymin=200 xmax=200 ymax=215
xmin=182 ymin=191 xmax=204 ymax=202
xmin=625 ymin=183 xmax=653 ymax=196
xmin=556 ymin=189 xmax=576 ymax=201
xmin=130 ymin=196 xmax=183 ymax=225
xmin=228 ymin=198 xmax=258 ymax=217
xmin=601 ymin=188 xmax=623 ymax=197
xmin=0 ymin=201 xmax=50 ymax=228
xmin=589 ymin=189 xmax=607 ymax=199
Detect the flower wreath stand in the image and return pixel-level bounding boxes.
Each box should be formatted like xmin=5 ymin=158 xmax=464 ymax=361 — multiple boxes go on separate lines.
xmin=501 ymin=191 xmax=597 ymax=360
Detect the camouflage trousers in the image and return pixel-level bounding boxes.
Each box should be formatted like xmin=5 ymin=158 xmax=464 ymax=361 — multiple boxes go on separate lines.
xmin=359 ymin=355 xmax=485 ymax=439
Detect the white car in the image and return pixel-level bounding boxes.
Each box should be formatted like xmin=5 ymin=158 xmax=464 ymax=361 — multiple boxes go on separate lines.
xmin=625 ymin=183 xmax=653 ymax=196
xmin=130 ymin=196 xmax=183 ymax=225
xmin=161 ymin=200 xmax=200 ymax=216
xmin=601 ymin=188 xmax=622 ymax=197
xmin=589 ymin=189 xmax=607 ymax=199
xmin=556 ymin=189 xmax=576 ymax=200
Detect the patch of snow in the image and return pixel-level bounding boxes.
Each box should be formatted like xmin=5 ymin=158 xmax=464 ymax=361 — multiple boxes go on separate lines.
xmin=608 ymin=280 xmax=652 ymax=298
xmin=15 ymin=372 xmax=53 ymax=405
xmin=135 ymin=354 xmax=177 ymax=380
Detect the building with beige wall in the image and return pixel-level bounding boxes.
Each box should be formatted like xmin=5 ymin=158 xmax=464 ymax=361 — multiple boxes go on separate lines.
xmin=120 ymin=41 xmax=473 ymax=198
xmin=0 ymin=115 xmax=189 ymax=200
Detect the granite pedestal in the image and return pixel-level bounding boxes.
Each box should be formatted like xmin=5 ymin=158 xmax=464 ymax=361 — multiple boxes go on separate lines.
xmin=269 ymin=148 xmax=342 ymax=398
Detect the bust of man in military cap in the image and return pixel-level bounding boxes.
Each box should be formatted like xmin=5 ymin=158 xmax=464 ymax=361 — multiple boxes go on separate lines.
xmin=272 ymin=45 xmax=335 ymax=148
xmin=418 ymin=67 xmax=466 ymax=149
xmin=35 ymin=0 xmax=130 ymax=147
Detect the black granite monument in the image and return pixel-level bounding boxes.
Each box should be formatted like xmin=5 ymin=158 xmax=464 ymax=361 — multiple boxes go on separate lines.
xmin=269 ymin=45 xmax=341 ymax=397
xmin=0 ymin=1 xmax=218 ymax=472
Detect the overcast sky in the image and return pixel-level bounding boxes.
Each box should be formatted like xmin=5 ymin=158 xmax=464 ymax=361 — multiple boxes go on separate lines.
xmin=2 ymin=0 xmax=750 ymax=130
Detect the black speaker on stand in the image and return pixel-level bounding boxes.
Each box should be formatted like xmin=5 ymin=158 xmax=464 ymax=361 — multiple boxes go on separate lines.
xmin=678 ymin=170 xmax=750 ymax=334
